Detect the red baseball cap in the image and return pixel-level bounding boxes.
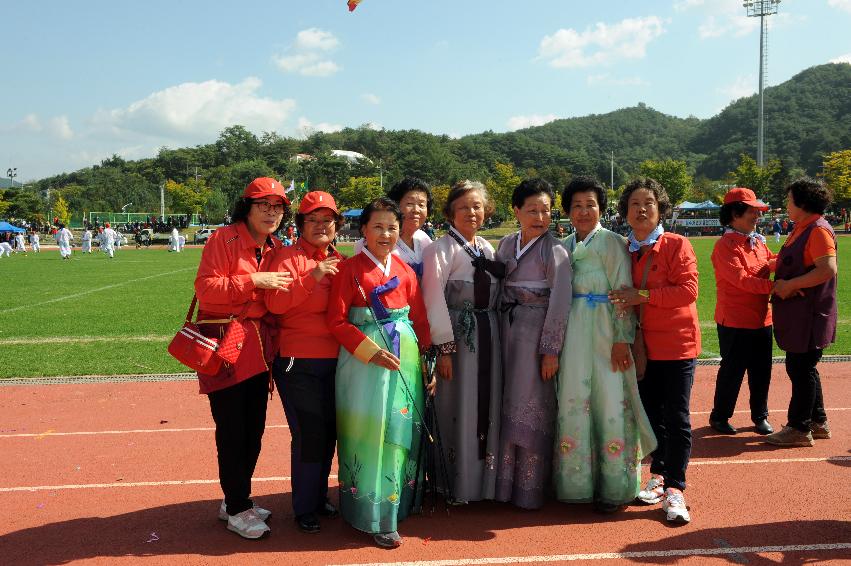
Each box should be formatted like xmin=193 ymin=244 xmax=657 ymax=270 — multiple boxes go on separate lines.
xmin=723 ymin=187 xmax=769 ymax=211
xmin=243 ymin=177 xmax=290 ymax=204
xmin=298 ymin=191 xmax=339 ymax=215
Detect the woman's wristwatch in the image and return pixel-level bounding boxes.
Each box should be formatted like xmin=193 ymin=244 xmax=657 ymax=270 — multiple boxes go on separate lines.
xmin=638 ymin=289 xmax=650 ymax=303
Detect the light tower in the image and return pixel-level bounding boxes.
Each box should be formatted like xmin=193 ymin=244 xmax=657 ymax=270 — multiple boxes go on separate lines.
xmin=743 ymin=0 xmax=780 ymax=167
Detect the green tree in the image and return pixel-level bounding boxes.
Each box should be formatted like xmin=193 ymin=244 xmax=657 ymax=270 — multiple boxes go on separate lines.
xmin=638 ymin=159 xmax=693 ymax=206
xmin=337 ymin=176 xmax=384 ymax=210
xmin=731 ymin=154 xmax=781 ymax=201
xmin=165 ymin=178 xmax=212 ymax=215
xmin=204 ymin=189 xmax=229 ymax=223
xmin=54 ymin=195 xmax=72 ymax=226
xmin=431 ymin=184 xmax=450 ymax=223
xmin=485 ymin=162 xmax=521 ymax=221
xmin=822 ymin=149 xmax=851 ymax=206
xmin=0 ymin=193 xmax=10 ymax=217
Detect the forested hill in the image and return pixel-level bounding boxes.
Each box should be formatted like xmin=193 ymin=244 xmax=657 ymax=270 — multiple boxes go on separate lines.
xmin=13 ymin=63 xmax=850 ymax=220
xmin=690 ymin=63 xmax=851 ymax=178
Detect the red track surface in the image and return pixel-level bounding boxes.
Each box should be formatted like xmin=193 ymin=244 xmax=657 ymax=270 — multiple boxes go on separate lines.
xmin=1 ymin=364 xmax=849 ymax=565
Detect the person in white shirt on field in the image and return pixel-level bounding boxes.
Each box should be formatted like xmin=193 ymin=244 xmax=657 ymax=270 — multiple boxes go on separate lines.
xmin=57 ymin=225 xmax=74 ymax=259
xmin=29 ymin=231 xmax=40 ymax=253
xmin=81 ymin=229 xmax=93 ymax=253
xmin=101 ymin=223 xmax=117 ymax=258
xmin=14 ymin=233 xmax=27 ymax=253
xmin=178 ymin=234 xmax=186 ymax=251
xmin=114 ymin=231 xmax=123 ymax=249
xmin=0 ymin=241 xmax=12 ymax=257
xmin=169 ymin=226 xmax=180 ymax=252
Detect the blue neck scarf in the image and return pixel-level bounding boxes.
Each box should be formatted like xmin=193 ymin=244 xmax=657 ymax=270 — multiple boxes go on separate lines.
xmin=724 ymin=227 xmax=766 ymax=249
xmin=628 ymin=224 xmax=665 ymax=253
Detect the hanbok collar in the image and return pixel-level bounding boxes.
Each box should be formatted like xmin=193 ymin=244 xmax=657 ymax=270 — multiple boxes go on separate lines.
xmin=396 ymin=231 xmax=422 ymax=264
xmin=362 ymin=246 xmax=392 ymax=277
xmin=449 ymin=226 xmax=481 ymax=257
xmin=569 ymin=222 xmax=602 ymax=253
xmin=515 ymin=232 xmax=542 ymax=260
xmin=628 ymin=224 xmax=664 ymax=253
xmin=724 ymin=226 xmax=766 ymax=250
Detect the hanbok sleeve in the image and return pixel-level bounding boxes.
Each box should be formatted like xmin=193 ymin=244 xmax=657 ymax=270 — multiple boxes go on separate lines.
xmin=421 ymin=238 xmax=456 ymax=353
xmin=326 ymin=260 xmax=382 ymax=364
xmin=601 ymin=231 xmax=636 ymax=344
xmin=539 ymin=238 xmax=573 ymax=355
xmin=406 ymin=267 xmax=433 ymax=350
xmin=194 ymin=230 xmax=255 ymax=305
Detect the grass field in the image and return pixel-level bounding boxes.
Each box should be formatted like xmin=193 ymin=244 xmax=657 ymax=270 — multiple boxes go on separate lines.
xmin=0 ymin=236 xmax=848 ymax=378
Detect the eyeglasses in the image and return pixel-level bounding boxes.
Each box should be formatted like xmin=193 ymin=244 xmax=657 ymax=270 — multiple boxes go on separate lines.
xmin=253 ymin=201 xmax=286 ymax=214
xmin=304 ymin=218 xmax=335 ymax=226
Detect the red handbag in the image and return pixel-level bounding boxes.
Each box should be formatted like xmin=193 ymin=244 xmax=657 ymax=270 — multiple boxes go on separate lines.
xmin=216 ymin=318 xmax=247 ymax=365
xmin=167 ymin=295 xmax=223 ymax=374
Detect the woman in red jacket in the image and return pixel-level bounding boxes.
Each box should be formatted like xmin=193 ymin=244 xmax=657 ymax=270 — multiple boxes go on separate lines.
xmin=194 ymin=177 xmax=293 ymax=539
xmin=610 ymin=177 xmax=701 ymax=524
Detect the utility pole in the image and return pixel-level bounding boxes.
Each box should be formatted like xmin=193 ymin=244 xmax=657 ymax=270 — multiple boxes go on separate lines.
xmin=160 ymin=183 xmax=165 ymax=220
xmin=610 ymin=151 xmax=614 ymax=191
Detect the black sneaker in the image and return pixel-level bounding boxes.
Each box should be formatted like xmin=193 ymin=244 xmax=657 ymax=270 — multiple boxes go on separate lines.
xmin=374 ymin=531 xmax=402 ymax=548
xmin=710 ymin=419 xmax=737 ymax=434
xmin=295 ymin=513 xmax=320 ymax=534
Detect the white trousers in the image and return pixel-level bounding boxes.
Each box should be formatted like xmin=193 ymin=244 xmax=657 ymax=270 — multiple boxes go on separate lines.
xmin=103 ymin=245 xmax=114 ymax=258
xmin=82 ymin=241 xmax=91 ymax=253
xmin=59 ymin=243 xmax=72 ymax=258
xmin=0 ymin=242 xmax=11 ymax=257
xmin=32 ymin=242 xmax=40 ymax=252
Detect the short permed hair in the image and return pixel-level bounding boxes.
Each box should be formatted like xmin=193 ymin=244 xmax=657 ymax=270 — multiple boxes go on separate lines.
xmin=786 ymin=176 xmax=832 ymax=215
xmin=359 ymin=197 xmax=402 ymax=233
xmin=386 ymin=177 xmax=433 ymax=216
xmin=230 ymin=197 xmax=290 ymax=233
xmin=512 ymin=178 xmax=555 ymax=209
xmin=617 ymin=177 xmax=672 ymax=223
xmin=442 ymin=180 xmax=495 ymax=223
xmin=562 ymin=176 xmax=607 ymax=214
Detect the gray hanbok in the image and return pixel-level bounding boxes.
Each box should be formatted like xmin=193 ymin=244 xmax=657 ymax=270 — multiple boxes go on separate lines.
xmin=421 ymin=229 xmax=503 ymax=502
xmin=494 ymin=232 xmax=573 ymax=509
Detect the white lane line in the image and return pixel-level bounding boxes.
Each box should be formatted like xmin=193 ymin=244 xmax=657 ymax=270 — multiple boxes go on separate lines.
xmin=0 ymin=475 xmax=337 ymax=493
xmin=691 ymin=456 xmax=851 ymax=466
xmin=3 ymin=408 xmax=849 ymax=439
xmin=3 ymin=335 xmax=172 ymax=345
xmin=0 ymin=424 xmax=288 ymax=438
xmin=327 ymin=544 xmax=851 ymax=566
xmin=3 ymin=457 xmax=848 ymax=493
xmin=0 ymin=267 xmax=195 ymax=315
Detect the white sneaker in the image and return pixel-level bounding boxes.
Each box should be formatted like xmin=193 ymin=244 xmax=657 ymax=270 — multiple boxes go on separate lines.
xmin=636 ymin=475 xmax=665 ymax=504
xmin=226 ymin=508 xmax=271 ymax=539
xmin=219 ymin=500 xmax=272 ymax=522
xmin=661 ymin=488 xmax=690 ymax=523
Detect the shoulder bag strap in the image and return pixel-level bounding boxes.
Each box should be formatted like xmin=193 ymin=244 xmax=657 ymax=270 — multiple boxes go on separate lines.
xmin=185 ymin=295 xmax=198 ymax=324
xmin=637 ymin=252 xmax=654 ymax=328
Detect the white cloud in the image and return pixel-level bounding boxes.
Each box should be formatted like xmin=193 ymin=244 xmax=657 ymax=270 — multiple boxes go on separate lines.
xmin=830 ymin=53 xmax=851 ymax=64
xmin=94 ymin=77 xmax=296 ymax=139
xmin=718 ymin=74 xmax=756 ymax=100
xmin=506 ymin=114 xmax=559 ymax=131
xmin=586 ymin=73 xmax=649 ymax=87
xmin=683 ymin=0 xmax=800 ymax=40
xmin=49 ymin=116 xmax=74 ymax=140
xmin=296 ymin=117 xmax=343 ymax=138
xmin=273 ymin=28 xmax=341 ymax=77
xmin=294 ymin=28 xmax=340 ymax=51
xmin=673 ymin=0 xmax=704 ymax=11
xmin=828 ymin=0 xmax=851 ymax=13
xmin=361 ymin=93 xmax=381 ymax=105
xmin=10 ymin=113 xmax=73 ymax=139
xmin=539 ymin=16 xmax=665 ymax=68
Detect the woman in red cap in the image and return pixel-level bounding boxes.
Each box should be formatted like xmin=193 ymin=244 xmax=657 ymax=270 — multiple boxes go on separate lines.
xmin=194 ymin=177 xmax=293 ymax=539
xmin=709 ymin=187 xmax=777 ymax=437
xmin=265 ymin=190 xmax=345 ymax=534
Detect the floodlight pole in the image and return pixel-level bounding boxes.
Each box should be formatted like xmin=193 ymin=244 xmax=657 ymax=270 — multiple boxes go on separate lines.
xmin=744 ymin=0 xmax=780 ymax=167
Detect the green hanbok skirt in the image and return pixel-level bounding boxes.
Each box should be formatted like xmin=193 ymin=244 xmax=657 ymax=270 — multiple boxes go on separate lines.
xmin=335 ymin=306 xmax=425 ymax=534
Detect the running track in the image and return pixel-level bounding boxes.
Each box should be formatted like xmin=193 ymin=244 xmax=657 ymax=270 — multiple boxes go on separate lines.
xmin=1 ymin=364 xmax=849 ymax=565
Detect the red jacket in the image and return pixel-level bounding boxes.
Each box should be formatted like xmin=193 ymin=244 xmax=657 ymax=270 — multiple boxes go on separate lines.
xmin=265 ymin=239 xmax=343 ymax=359
xmin=193 ymin=222 xmax=280 ymax=393
xmin=711 ymin=232 xmax=776 ymax=329
xmin=631 ymin=232 xmax=701 ymax=360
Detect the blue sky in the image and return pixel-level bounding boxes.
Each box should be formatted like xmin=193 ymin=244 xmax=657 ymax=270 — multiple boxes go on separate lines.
xmin=2 ymin=0 xmax=850 ymax=181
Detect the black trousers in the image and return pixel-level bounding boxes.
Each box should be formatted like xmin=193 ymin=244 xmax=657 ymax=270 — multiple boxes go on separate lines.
xmin=710 ymin=324 xmax=773 ymax=423
xmin=273 ymin=356 xmax=337 ymax=517
xmin=785 ymin=349 xmax=828 ymax=432
xmin=638 ymin=358 xmax=695 ymax=492
xmin=208 ymin=372 xmax=269 ymax=516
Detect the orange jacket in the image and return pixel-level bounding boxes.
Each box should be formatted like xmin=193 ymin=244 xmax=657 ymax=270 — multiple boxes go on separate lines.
xmin=265 ymin=239 xmax=343 ymax=359
xmin=631 ymin=232 xmax=701 ymax=360
xmin=193 ymin=222 xmax=281 ymax=393
xmin=711 ymin=232 xmax=776 ymax=329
